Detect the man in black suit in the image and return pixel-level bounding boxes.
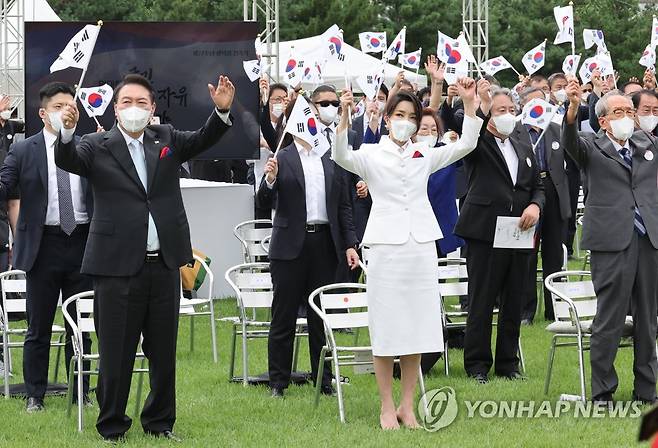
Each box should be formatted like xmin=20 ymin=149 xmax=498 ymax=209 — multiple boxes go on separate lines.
xmin=256 ymin=94 xmax=359 ymax=397
xmin=0 ymin=82 xmax=93 ymax=412
xmin=519 ymin=87 xmax=572 ymax=323
xmin=55 ymin=74 xmax=235 ymax=441
xmin=455 ymin=83 xmax=545 ymax=384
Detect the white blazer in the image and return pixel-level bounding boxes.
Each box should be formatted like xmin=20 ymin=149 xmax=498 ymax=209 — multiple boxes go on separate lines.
xmin=332 ymin=115 xmax=484 ymax=245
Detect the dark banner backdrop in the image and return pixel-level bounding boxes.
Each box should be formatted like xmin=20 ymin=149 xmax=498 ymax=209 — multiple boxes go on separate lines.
xmin=25 ymin=21 xmax=259 ymax=160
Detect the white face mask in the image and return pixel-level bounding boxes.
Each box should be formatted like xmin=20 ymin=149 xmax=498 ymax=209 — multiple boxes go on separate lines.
xmin=0 ymin=110 xmax=11 ymax=120
xmin=118 ymin=106 xmax=152 ymax=133
xmin=544 ymin=93 xmax=551 ymax=102
xmin=271 ymin=103 xmax=284 ymax=118
xmin=416 ymin=134 xmax=438 ymax=147
xmin=318 ymin=105 xmax=338 ymax=124
xmin=609 ymin=116 xmax=635 ymax=141
xmin=376 ymin=101 xmax=385 ymax=114
xmin=581 ymin=93 xmax=590 ymax=104
xmin=638 ymin=115 xmax=658 ymax=133
xmin=389 ymin=119 xmax=417 ymax=142
xmin=47 ymin=110 xmax=64 ymax=133
xmin=554 ymin=89 xmax=568 ymax=104
xmin=492 ymin=113 xmax=516 ymax=136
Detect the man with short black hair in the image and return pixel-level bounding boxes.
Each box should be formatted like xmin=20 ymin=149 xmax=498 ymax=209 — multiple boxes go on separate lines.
xmin=56 ymin=73 xmax=235 ymax=441
xmin=0 ymin=81 xmax=93 ymax=412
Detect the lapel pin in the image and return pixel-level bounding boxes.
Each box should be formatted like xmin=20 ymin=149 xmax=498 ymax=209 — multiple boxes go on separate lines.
xmin=526 ymin=157 xmax=532 ymax=167
xmin=645 ymin=151 xmax=654 ymax=161
xmin=551 ymin=141 xmax=559 ymax=150
xmin=154 ymin=140 xmax=160 ymax=144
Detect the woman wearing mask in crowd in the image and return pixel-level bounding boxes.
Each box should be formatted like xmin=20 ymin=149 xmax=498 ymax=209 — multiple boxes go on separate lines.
xmin=333 ymin=80 xmax=483 ymax=430
xmin=415 ymin=108 xmax=464 ymax=258
xmin=259 ymin=78 xmax=289 ymax=150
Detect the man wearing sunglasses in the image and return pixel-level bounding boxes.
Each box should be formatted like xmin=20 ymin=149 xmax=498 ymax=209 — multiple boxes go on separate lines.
xmin=563 ymin=80 xmax=658 ymax=406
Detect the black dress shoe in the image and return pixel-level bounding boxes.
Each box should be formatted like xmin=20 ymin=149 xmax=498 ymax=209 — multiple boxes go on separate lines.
xmin=102 ymin=434 xmax=125 ymax=445
xmin=632 ymin=392 xmax=658 ymax=406
xmin=320 ymin=384 xmax=336 ymax=396
xmin=146 ymin=430 xmax=181 ymax=442
xmin=592 ymin=392 xmax=614 ymax=406
xmin=270 ymin=387 xmax=285 ymax=398
xmin=499 ymin=371 xmax=527 ymax=381
xmin=468 ymin=373 xmax=489 ymax=384
xmin=26 ymin=397 xmax=44 ymax=413
xmin=520 ymin=319 xmax=533 ymax=326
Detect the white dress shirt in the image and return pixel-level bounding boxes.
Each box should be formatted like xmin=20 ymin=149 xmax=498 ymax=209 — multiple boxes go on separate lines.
xmin=43 ymin=128 xmax=89 ymax=225
xmin=606 ymin=133 xmax=630 ymax=155
xmin=266 ymin=140 xmax=329 ymax=224
xmin=494 ymin=136 xmax=519 ymax=185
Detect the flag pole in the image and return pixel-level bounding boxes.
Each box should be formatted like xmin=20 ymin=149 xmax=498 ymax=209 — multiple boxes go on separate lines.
xmin=415 ymin=47 xmax=422 ymax=87
xmin=74 ymin=20 xmax=103 ymax=101
xmin=510 ymin=65 xmax=522 ymax=77
xmin=530 ymin=106 xmax=560 ymax=152
xmin=273 ymin=131 xmax=288 ymax=159
xmin=569 ymin=1 xmax=576 ymax=57
xmin=460 ymin=32 xmax=484 ymax=79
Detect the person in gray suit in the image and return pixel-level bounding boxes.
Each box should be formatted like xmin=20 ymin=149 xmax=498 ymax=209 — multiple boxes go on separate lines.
xmin=563 ymin=79 xmax=658 ymax=405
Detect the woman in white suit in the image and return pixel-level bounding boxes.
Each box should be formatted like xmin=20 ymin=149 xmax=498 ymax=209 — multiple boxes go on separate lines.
xmin=333 ymin=78 xmax=483 ymax=430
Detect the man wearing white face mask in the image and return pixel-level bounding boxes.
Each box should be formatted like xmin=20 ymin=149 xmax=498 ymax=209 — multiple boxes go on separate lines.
xmin=631 ymin=89 xmax=658 ymax=137
xmin=456 ymin=86 xmax=545 ymax=384
xmin=55 ymin=73 xmax=235 ymax=441
xmin=258 ymin=78 xmax=288 ymax=151
xmin=563 ymin=81 xmax=658 ymax=406
xmin=0 ymin=82 xmax=93 ymax=412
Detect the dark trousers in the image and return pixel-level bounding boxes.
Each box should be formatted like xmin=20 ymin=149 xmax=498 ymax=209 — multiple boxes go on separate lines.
xmin=523 ymin=178 xmax=567 ymax=321
xmin=565 ymin=161 xmax=581 ymax=255
xmin=590 ymin=233 xmax=658 ymax=400
xmin=463 ymin=238 xmax=531 ymax=376
xmin=23 ymin=226 xmax=92 ymax=399
xmin=268 ymin=230 xmax=336 ymax=389
xmin=93 ymin=257 xmax=180 ymax=439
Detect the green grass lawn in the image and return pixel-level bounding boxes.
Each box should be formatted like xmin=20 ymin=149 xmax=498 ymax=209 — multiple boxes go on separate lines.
xmin=0 ymin=254 xmax=652 ymax=448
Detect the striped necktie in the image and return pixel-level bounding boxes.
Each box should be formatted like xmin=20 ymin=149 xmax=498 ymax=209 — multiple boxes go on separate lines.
xmin=620 ymin=147 xmax=647 ymax=236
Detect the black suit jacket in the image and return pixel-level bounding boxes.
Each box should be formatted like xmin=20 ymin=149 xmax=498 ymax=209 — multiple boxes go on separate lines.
xmin=455 ymin=121 xmax=545 ymax=243
xmin=351 ymin=114 xmax=387 ymax=151
xmin=529 ymin=122 xmax=572 ymax=221
xmin=0 ymin=131 xmax=92 ymax=271
xmin=55 ymin=110 xmax=231 ymax=276
xmin=255 ymin=142 xmax=357 ymax=261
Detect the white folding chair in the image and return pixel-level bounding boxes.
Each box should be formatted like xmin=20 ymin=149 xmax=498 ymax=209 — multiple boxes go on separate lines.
xmin=179 ymin=253 xmax=218 ymax=362
xmin=0 ymin=270 xmax=65 ymax=398
xmin=224 ymin=263 xmax=306 ymax=386
xmin=575 ymin=193 xmax=585 ymax=258
xmin=308 ymin=283 xmax=427 ymax=423
xmin=233 ymin=220 xmax=273 ymax=263
xmin=544 ymin=271 xmax=634 ymax=401
xmin=61 ymin=291 xmax=148 ymax=432
xmin=437 ymin=258 xmax=526 ymax=375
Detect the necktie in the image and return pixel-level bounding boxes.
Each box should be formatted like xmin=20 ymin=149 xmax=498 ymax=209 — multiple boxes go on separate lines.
xmin=56 ymin=165 xmax=76 ymax=235
xmin=620 ymin=147 xmax=647 ymax=236
xmin=324 ymin=128 xmax=333 ymax=147
xmin=528 ymin=128 xmax=546 ymax=171
xmin=128 ymin=140 xmax=160 ymax=250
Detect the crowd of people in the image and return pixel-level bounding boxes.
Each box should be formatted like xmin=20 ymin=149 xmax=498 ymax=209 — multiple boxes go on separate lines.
xmin=1 ymin=51 xmax=658 ymax=439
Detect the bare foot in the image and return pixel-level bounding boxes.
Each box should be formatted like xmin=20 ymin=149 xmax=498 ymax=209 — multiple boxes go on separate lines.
xmin=380 ymin=409 xmax=400 ymax=430
xmin=396 ymin=407 xmax=421 ymax=429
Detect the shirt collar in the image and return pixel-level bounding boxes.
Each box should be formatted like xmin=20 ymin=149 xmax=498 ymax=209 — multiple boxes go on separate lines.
xmin=494 ymin=136 xmax=512 ymax=146
xmin=294 ymin=138 xmax=326 ymax=157
xmin=380 ymin=134 xmax=411 ymax=152
xmin=605 ymin=133 xmax=629 ymax=153
xmin=42 ymin=127 xmax=58 ymax=147
xmin=117 ymin=124 xmax=145 ymax=147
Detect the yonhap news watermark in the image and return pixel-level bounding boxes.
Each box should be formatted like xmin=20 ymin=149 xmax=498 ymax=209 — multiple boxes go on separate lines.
xmin=418 ymin=387 xmax=643 ymax=432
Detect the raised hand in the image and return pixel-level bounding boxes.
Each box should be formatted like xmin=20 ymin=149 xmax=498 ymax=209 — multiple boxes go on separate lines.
xmin=0 ymin=95 xmax=10 ymax=112
xmin=208 ymin=75 xmax=235 ymax=110
xmin=61 ymin=101 xmax=79 ymax=129
xmin=337 ymin=88 xmax=354 ymax=133
xmin=264 ymin=157 xmax=278 ymax=184
xmin=643 ymin=68 xmax=656 ymax=90
xmin=456 ymin=77 xmax=477 ymax=116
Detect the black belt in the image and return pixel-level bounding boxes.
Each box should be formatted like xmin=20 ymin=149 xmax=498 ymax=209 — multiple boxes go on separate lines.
xmin=539 ymin=171 xmax=550 ymax=178
xmin=43 ymin=223 xmax=89 ymax=235
xmin=145 ymin=250 xmax=161 ymax=262
xmin=305 ymin=223 xmax=329 ymax=233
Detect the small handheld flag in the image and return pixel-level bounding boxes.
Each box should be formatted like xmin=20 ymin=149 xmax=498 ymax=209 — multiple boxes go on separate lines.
xmin=384 ymin=27 xmax=406 ymax=61
xmin=521 ymin=41 xmax=546 ymax=75
xmin=521 ymin=98 xmax=557 ymax=131
xmin=50 ymin=24 xmax=101 ymax=73
xmin=640 ymin=44 xmax=656 ymax=70
xmin=399 ymin=49 xmax=422 ymax=70
xmin=359 ymin=32 xmax=387 ymax=54
xmin=276 ymin=94 xmax=330 ymax=157
xmin=553 ymin=5 xmax=574 ymax=46
xmin=480 ymin=56 xmax=514 ymax=76
xmin=583 ymin=29 xmax=607 ymax=53
xmin=78 ymin=84 xmax=113 ymax=118
xmin=562 ymin=54 xmax=581 ymax=76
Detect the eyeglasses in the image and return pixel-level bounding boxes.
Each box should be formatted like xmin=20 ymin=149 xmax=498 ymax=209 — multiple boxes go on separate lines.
xmin=315 ymin=100 xmax=340 ymax=107
xmin=608 ymin=108 xmax=636 ymax=118
xmin=270 ymin=96 xmax=286 ymax=104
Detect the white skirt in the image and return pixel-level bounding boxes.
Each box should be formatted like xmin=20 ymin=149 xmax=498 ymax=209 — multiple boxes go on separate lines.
xmin=366 ymin=237 xmax=444 ymax=356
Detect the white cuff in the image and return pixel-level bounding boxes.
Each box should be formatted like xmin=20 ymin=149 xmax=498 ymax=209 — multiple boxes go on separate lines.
xmin=265 ymin=177 xmax=276 ymax=189
xmin=215 ymin=108 xmax=231 ymax=125
xmin=60 ymin=126 xmax=76 ymax=144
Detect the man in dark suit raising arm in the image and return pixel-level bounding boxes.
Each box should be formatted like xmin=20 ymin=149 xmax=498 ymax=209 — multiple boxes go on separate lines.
xmin=55 ymin=73 xmax=235 ymax=441
xmin=562 ymin=78 xmax=658 ymax=405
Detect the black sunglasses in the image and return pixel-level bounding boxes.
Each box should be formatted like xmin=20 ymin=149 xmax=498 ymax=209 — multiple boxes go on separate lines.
xmin=315 ymin=100 xmax=340 ymax=107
